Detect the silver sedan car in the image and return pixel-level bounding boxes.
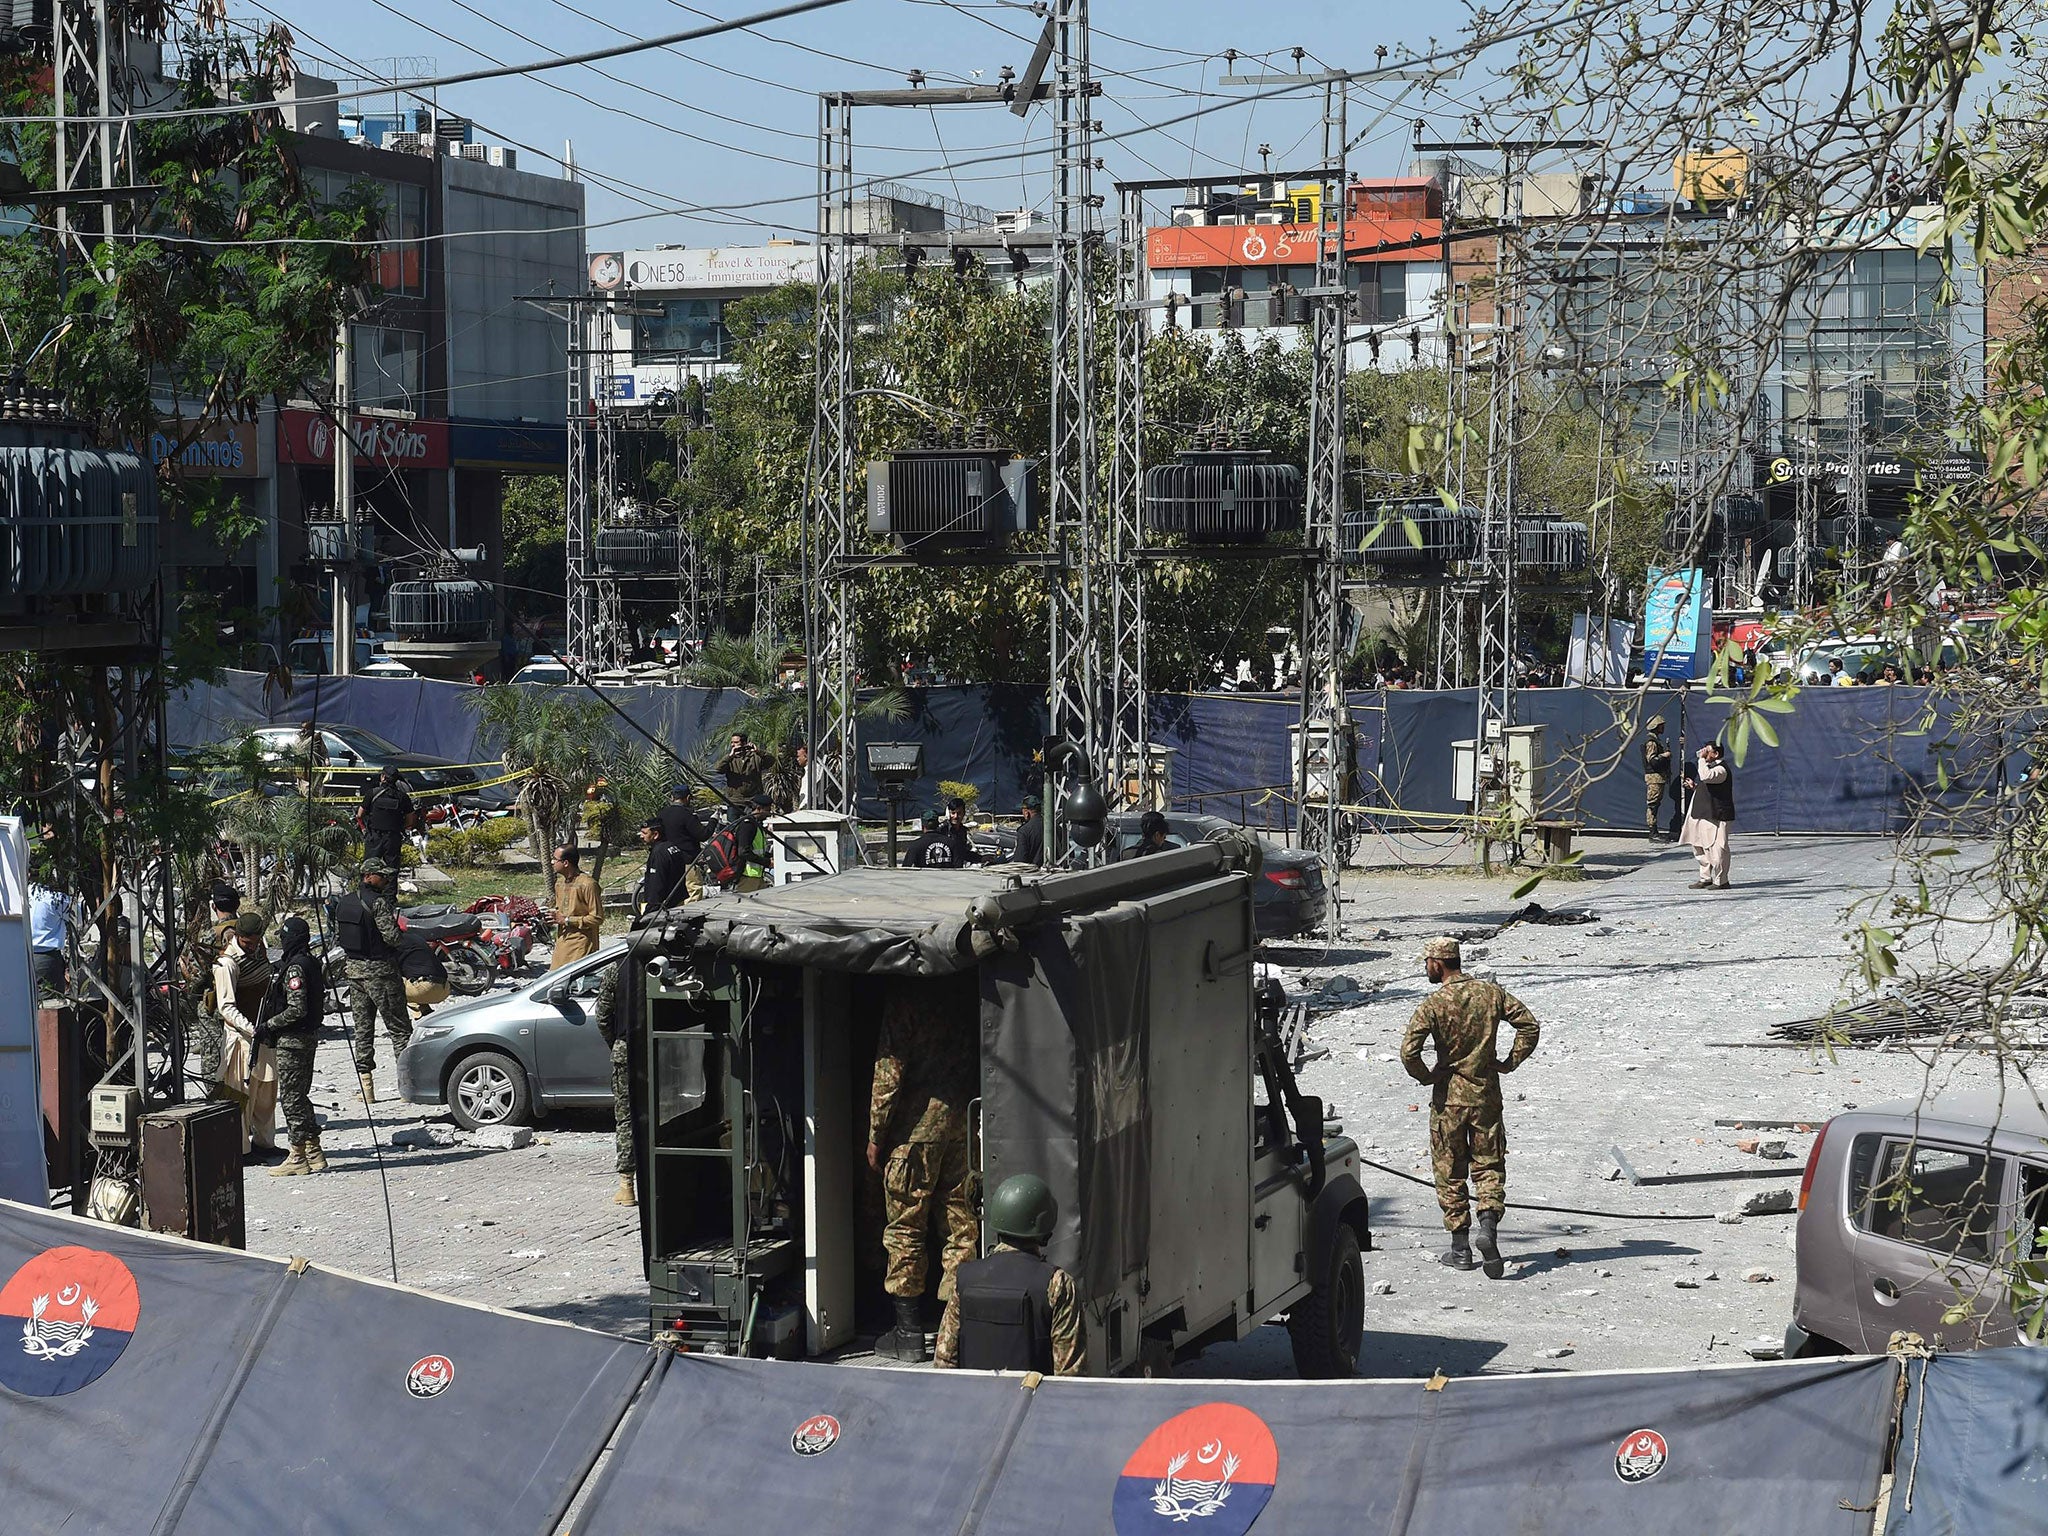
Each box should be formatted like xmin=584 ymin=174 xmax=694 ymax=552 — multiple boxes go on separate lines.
xmin=396 ymin=941 xmax=625 ymax=1130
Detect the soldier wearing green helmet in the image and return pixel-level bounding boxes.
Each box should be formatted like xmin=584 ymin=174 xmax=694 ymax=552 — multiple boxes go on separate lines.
xmin=935 ymin=1173 xmax=1085 ymax=1375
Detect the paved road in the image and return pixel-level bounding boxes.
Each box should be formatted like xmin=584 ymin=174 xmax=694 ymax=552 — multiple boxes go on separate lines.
xmin=245 ymin=832 xmax=1995 ymax=1377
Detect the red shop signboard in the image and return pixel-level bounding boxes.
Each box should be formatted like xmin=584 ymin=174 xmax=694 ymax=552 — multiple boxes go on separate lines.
xmin=278 ymin=408 xmax=451 ymax=470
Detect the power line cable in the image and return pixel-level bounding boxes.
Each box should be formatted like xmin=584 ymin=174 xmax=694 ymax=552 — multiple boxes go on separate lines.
xmin=1 ymin=0 xmax=854 ymax=125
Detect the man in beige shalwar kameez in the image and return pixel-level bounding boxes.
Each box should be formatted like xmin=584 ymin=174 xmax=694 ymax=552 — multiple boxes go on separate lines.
xmin=212 ymin=912 xmax=279 ymax=1153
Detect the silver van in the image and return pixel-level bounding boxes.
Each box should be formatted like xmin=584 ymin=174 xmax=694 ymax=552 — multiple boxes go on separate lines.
xmin=1787 ymin=1089 xmax=2048 ymax=1355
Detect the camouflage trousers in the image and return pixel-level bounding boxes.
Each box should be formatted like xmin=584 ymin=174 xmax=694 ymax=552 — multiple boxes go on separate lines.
xmin=1430 ymin=1103 xmax=1507 ymax=1231
xmin=1645 ymin=774 xmax=1668 ymax=831
xmin=189 ymin=1003 xmax=226 ymax=1095
xmin=346 ymin=960 xmax=411 ymax=1073
xmin=881 ymin=1137 xmax=977 ymax=1306
xmin=274 ymin=1033 xmax=319 ymax=1144
xmin=610 ymin=1037 xmax=635 ymax=1176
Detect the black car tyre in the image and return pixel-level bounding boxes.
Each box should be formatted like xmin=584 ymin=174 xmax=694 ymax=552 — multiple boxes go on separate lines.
xmin=446 ymin=1048 xmax=531 ymax=1130
xmin=1288 ymin=1223 xmax=1364 ymax=1378
xmin=444 ymin=949 xmax=492 ymax=995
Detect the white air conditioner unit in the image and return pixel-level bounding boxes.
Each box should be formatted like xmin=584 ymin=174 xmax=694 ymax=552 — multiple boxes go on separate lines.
xmin=1170 ymin=206 xmax=1201 ymax=226
xmin=1254 ymin=212 xmax=1284 ymax=224
xmin=486 ymin=145 xmax=516 ymax=169
xmin=1216 ymin=214 xmax=1241 ymax=226
xmin=993 ymin=207 xmax=1031 ymax=233
xmin=460 ymin=143 xmax=487 ymax=161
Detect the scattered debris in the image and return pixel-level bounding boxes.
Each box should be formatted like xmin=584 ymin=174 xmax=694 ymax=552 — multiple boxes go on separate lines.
xmin=1735 ymin=1137 xmax=1759 ymax=1154
xmin=1714 ymin=1118 xmax=1818 ymax=1131
xmin=469 ymin=1125 xmax=533 ymax=1151
xmin=1715 ymin=1211 xmax=1745 ymax=1225
xmin=1743 ymin=1339 xmax=1785 ymax=1361
xmin=1758 ymin=1138 xmax=1791 ymax=1160
xmin=1372 ymin=1280 xmax=1395 ymax=1296
xmin=1535 ymin=1347 xmax=1575 ymax=1360
xmin=389 ymin=1125 xmax=462 ymax=1150
xmin=1739 ymin=1189 xmax=1796 ymax=1217
xmin=1742 ymin=1268 xmax=1777 ymax=1284
xmin=1766 ymin=969 xmax=2048 ymax=1045
xmin=509 ymin=1248 xmax=546 ymax=1260
xmin=1610 ymin=1145 xmax=1805 ymax=1187
xmin=1674 ymin=1278 xmax=1701 ymax=1289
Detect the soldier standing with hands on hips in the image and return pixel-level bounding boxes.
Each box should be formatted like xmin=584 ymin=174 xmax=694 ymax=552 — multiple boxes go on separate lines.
xmin=1400 ymin=936 xmax=1541 ymax=1278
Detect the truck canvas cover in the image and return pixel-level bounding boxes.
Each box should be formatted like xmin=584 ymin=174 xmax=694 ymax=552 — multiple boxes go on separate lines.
xmin=640 ymin=857 xmax=1207 ymax=1294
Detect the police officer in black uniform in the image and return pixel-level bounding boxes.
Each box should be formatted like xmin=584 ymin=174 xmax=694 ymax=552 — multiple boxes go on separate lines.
xmin=905 ymin=799 xmax=976 ymax=869
xmin=1011 ymin=793 xmax=1044 ymax=865
xmin=358 ymin=766 xmax=415 ymax=870
xmin=633 ymin=817 xmax=691 ymax=915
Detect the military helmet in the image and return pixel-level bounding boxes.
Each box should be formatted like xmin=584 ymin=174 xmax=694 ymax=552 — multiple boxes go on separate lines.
xmin=360 ymin=856 xmax=395 ymax=878
xmin=989 ymin=1173 xmax=1057 ymax=1244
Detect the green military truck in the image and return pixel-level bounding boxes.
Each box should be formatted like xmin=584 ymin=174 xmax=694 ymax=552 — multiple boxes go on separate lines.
xmin=620 ymin=843 xmax=1370 ymax=1377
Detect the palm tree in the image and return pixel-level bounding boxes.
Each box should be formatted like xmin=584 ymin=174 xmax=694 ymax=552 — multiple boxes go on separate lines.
xmin=683 ymin=634 xmax=781 ymax=690
xmin=470 ymin=687 xmax=618 ymax=873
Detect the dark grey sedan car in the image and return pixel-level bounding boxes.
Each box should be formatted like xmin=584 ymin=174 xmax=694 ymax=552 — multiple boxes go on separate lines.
xmin=396 ymin=941 xmax=625 ymax=1129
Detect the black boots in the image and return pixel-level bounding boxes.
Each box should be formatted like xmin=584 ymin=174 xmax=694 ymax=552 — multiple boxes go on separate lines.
xmin=1440 ymin=1227 xmax=1475 ymax=1270
xmin=875 ymin=1295 xmax=929 ymax=1362
xmin=1474 ymin=1212 xmax=1504 ymax=1279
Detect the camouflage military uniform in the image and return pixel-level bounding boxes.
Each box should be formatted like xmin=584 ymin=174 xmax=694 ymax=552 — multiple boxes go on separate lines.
xmin=869 ymin=975 xmax=979 ymax=1307
xmin=1400 ymin=973 xmax=1541 ymax=1231
xmin=595 ymin=962 xmax=633 ymax=1176
xmin=934 ymin=1241 xmax=1086 ymax=1373
xmin=185 ymin=915 xmax=237 ymax=1092
xmin=346 ymin=886 xmax=410 ymax=1072
xmin=263 ymin=954 xmax=323 ymax=1146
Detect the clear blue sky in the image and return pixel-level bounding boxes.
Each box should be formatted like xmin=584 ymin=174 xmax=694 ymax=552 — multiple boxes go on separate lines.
xmin=263 ymin=0 xmax=1496 ymax=244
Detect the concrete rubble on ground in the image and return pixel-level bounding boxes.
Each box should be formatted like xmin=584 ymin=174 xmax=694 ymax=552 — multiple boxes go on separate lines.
xmin=238 ymin=833 xmax=2003 ymax=1380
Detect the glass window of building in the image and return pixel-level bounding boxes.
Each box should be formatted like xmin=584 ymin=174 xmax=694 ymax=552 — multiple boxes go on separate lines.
xmin=351 ymin=324 xmax=424 ymax=410
xmin=307 ymin=170 xmax=426 ymax=298
xmin=632 ymin=298 xmax=730 ymax=361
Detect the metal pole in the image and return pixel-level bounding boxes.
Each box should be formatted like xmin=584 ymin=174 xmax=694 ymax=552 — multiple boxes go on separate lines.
xmin=333 ymin=319 xmax=356 ymax=676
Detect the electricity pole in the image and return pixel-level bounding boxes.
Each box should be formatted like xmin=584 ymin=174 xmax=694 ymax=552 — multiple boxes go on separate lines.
xmin=333 ymin=319 xmax=356 ymax=675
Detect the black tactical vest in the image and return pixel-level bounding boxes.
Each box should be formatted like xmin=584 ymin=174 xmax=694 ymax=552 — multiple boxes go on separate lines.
xmin=954 ymin=1247 xmax=1056 ymax=1374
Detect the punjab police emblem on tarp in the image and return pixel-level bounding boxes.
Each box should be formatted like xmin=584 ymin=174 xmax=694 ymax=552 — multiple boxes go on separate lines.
xmin=1615 ymin=1428 xmax=1668 ymax=1484
xmin=406 ymin=1354 xmax=456 ymax=1399
xmin=0 ymin=1245 xmax=138 ymax=1396
xmin=1113 ymin=1403 xmax=1277 ymax=1533
xmin=790 ymin=1413 xmax=841 ymax=1456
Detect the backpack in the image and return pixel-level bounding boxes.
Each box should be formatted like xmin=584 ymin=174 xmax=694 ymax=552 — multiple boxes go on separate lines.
xmin=702 ymin=826 xmax=744 ymax=886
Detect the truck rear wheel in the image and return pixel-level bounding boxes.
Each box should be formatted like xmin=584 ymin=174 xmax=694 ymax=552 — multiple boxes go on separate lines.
xmin=1288 ymin=1224 xmax=1363 ymax=1378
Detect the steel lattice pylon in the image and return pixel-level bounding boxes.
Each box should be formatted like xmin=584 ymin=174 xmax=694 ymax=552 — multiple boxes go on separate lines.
xmin=1045 ymin=0 xmax=1101 ymax=846
xmin=808 ymin=92 xmax=859 ymax=815
xmin=587 ymin=303 xmax=628 ymax=671
xmin=1470 ymin=153 xmax=1528 ymax=768
xmin=1105 ymin=182 xmax=1147 ymax=811
xmin=1293 ymin=79 xmax=1350 ymax=880
xmin=564 ymin=304 xmax=596 ymax=668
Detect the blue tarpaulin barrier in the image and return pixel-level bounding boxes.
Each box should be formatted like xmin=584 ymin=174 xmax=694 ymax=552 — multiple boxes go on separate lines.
xmin=0 ymin=1201 xmax=649 ymax=1536
xmin=577 ymin=1349 xmax=1899 ymax=1536
xmin=1885 ymin=1349 xmax=2048 ymax=1536
xmin=171 ymin=672 xmax=2025 ymax=834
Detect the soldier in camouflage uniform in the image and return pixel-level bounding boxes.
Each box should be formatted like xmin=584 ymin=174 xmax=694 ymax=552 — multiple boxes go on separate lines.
xmin=1399 ymin=936 xmax=1541 ymax=1279
xmin=865 ymin=972 xmax=979 ymax=1363
xmin=594 ymin=960 xmax=636 ymax=1207
xmin=184 ymin=881 xmax=242 ymax=1094
xmin=936 ymin=1174 xmax=1085 ymax=1374
xmin=340 ymin=858 xmax=410 ymax=1102
xmin=255 ymin=916 xmax=328 ymax=1176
